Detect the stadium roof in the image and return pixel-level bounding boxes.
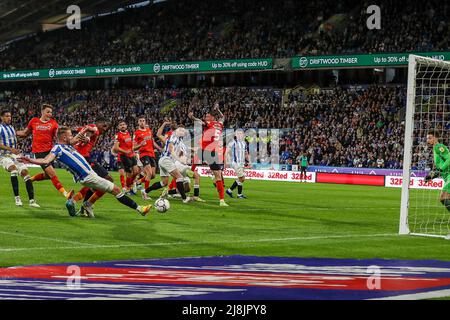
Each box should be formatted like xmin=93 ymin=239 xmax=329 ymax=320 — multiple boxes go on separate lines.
xmin=0 ymin=0 xmax=151 ymax=44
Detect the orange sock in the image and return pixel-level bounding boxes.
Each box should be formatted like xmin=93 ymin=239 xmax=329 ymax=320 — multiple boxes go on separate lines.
xmin=126 ymin=177 xmax=133 ymax=188
xmin=50 ymin=176 xmax=66 ymax=195
xmin=145 ymin=180 xmax=150 ymax=189
xmin=31 ymin=173 xmax=48 ymax=182
xmin=216 ymin=180 xmax=225 ymax=200
xmin=74 ymin=187 xmax=90 ymax=202
xmin=120 ymin=175 xmax=126 ymax=188
xmin=169 ymin=178 xmax=177 ymax=190
xmin=87 ymin=190 xmax=105 ymax=205
xmin=139 ymin=176 xmax=146 ymax=184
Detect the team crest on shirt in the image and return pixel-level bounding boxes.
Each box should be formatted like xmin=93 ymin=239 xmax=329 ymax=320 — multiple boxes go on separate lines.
xmin=440 ymin=147 xmax=445 ymax=153
xmin=36 ymin=124 xmax=53 ymax=130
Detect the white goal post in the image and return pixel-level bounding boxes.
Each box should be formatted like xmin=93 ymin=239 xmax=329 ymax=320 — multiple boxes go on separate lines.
xmin=400 ymin=54 xmax=450 ymax=239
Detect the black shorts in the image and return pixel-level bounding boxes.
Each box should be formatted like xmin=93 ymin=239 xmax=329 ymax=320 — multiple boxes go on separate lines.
xmin=34 ymin=151 xmax=54 ymax=170
xmin=83 ymin=156 xmax=110 ymax=179
xmin=203 ymin=150 xmax=224 ymax=171
xmin=209 ymin=163 xmax=224 ymax=171
xmin=91 ymin=162 xmax=109 ymax=178
xmin=140 ymin=156 xmax=156 ymax=168
xmin=119 ymin=155 xmax=137 ymax=173
xmin=117 ymin=161 xmax=124 ymax=170
xmin=301 ymin=166 xmax=307 ymax=173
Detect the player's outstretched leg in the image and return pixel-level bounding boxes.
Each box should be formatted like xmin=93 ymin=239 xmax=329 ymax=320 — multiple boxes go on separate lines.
xmin=80 ymin=185 xmax=152 ymax=218
xmin=113 ymin=186 xmax=152 ymax=216
xmin=145 ymin=181 xmax=166 ymax=195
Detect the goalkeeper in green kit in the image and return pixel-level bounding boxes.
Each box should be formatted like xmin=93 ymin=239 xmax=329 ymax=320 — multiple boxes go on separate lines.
xmin=425 ymin=130 xmax=450 ymax=211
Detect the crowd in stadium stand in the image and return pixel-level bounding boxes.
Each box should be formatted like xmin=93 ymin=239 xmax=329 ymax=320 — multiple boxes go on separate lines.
xmin=0 ymin=0 xmax=447 ymax=70
xmin=282 ymin=86 xmax=406 ymax=169
xmin=0 ymin=85 xmax=407 ymax=170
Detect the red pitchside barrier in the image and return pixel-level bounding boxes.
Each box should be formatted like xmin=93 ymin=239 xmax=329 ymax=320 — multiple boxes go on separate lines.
xmin=307 ymin=173 xmax=385 ymax=186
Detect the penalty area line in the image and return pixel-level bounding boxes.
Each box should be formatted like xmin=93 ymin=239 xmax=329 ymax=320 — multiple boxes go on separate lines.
xmin=0 ymin=233 xmax=397 ymax=252
xmin=0 ymin=231 xmax=97 ymax=247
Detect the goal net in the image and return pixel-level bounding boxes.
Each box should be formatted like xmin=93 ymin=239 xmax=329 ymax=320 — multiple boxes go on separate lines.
xmin=400 ymin=55 xmax=450 ymax=239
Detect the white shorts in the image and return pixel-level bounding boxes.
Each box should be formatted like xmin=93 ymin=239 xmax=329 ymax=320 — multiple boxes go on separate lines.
xmin=80 ymin=172 xmax=115 ymax=193
xmin=175 ymin=161 xmax=190 ymax=176
xmin=232 ymin=162 xmax=245 ymax=178
xmin=1 ymin=156 xmax=28 ymax=174
xmin=175 ymin=161 xmax=192 ymax=184
xmin=159 ymin=156 xmax=177 ymax=177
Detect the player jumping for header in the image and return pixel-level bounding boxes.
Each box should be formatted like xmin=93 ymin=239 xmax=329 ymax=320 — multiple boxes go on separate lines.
xmin=189 ymin=102 xmax=229 ymax=207
xmin=425 ymin=130 xmax=450 ymax=212
xmin=20 ymin=126 xmax=152 ymax=218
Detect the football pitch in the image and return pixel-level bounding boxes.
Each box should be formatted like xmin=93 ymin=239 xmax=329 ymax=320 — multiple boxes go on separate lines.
xmin=1 ymin=168 xmax=450 ymax=268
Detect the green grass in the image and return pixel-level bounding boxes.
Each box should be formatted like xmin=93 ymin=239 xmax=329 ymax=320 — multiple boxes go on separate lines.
xmin=1 ymin=168 xmax=450 ymax=268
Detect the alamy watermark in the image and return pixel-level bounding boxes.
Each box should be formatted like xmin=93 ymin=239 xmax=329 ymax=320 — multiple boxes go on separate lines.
xmin=66 ymin=5 xmax=81 ymax=30
xmin=66 ymin=265 xmax=81 ymax=289
xmin=180 ymin=124 xmax=280 ymax=166
xmin=366 ymin=5 xmax=381 ymax=30
xmin=366 ymin=265 xmax=381 ymax=290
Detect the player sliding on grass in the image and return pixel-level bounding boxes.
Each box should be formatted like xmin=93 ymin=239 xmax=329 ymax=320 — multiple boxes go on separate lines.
xmin=19 ymin=126 xmax=152 ymax=218
xmin=0 ymin=109 xmax=40 ymax=208
xmin=425 ymin=130 xmax=450 ymax=212
xmin=16 ymin=104 xmax=68 ymax=198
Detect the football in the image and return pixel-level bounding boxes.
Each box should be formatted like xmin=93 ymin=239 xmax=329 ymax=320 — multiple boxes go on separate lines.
xmin=154 ymin=198 xmax=170 ymax=213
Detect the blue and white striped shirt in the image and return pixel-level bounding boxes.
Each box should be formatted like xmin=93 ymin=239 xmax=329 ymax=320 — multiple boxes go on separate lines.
xmin=228 ymin=140 xmax=247 ymax=164
xmin=51 ymin=144 xmax=93 ymax=182
xmin=162 ymin=135 xmax=185 ymax=159
xmin=0 ymin=123 xmax=17 ymax=155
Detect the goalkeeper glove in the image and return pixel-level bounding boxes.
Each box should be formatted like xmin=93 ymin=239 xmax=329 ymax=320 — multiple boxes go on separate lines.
xmin=424 ymin=171 xmax=439 ymax=182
